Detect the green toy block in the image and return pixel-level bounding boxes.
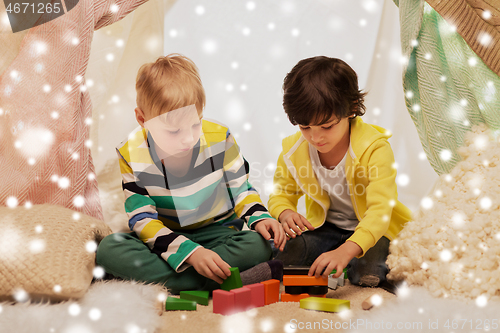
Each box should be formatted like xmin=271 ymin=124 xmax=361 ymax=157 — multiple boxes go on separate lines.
xmin=165 ymin=297 xmax=197 ymax=311
xmin=330 ymin=268 xmax=348 ymax=279
xmin=220 ymin=267 xmax=243 ymax=291
xmin=300 ymin=297 xmax=350 ymax=313
xmin=180 ymin=290 xmax=209 ymax=306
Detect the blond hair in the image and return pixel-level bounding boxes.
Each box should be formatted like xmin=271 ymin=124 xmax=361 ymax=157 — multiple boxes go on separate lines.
xmin=136 ymin=54 xmax=206 ymax=118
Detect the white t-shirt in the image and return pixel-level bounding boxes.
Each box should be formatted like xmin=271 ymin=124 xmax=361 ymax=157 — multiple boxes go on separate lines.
xmin=309 ymin=143 xmax=359 ymax=230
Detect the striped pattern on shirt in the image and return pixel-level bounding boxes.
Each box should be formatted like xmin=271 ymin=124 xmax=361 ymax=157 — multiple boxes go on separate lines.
xmin=116 ymin=118 xmax=273 ymax=272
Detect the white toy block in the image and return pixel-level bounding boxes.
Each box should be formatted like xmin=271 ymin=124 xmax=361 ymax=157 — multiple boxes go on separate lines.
xmin=328 ymin=272 xmax=345 ymax=288
xmin=328 ymin=276 xmax=338 ymax=290
xmin=338 ymin=272 xmax=345 ymax=287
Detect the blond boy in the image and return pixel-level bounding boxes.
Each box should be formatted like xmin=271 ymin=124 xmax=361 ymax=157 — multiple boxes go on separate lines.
xmin=97 ymin=54 xmax=285 ymax=293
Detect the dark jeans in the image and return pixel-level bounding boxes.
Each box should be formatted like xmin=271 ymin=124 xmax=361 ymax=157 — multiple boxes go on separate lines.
xmin=273 ymin=222 xmax=390 ymax=285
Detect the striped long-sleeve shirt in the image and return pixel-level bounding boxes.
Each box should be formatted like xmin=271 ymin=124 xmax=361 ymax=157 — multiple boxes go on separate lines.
xmin=117 ymin=118 xmax=273 ymax=272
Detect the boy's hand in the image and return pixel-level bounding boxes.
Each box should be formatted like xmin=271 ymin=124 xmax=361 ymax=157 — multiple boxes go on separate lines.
xmin=185 ymin=248 xmax=231 ymax=284
xmin=254 ymin=218 xmax=287 ymax=252
xmin=308 ymin=241 xmax=362 ymax=278
xmin=278 ymin=209 xmax=314 ymax=238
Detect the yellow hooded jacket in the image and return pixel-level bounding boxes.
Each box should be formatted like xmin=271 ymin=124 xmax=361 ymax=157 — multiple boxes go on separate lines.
xmin=268 ymin=117 xmax=412 ymax=257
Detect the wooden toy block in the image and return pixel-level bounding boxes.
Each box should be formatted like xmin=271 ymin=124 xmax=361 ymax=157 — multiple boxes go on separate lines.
xmin=245 ymin=283 xmax=265 ymax=308
xmin=330 ymin=268 xmax=348 ymax=278
xmin=308 ymin=285 xmax=328 ymax=295
xmin=362 ymin=295 xmax=374 ymax=310
xmin=260 ymin=279 xmax=280 ymax=305
xmin=362 ymin=294 xmax=382 ymax=310
xmin=328 ymin=276 xmax=338 ymax=290
xmin=165 ymin=297 xmax=197 ymax=311
xmin=337 ymin=272 xmax=345 ymax=287
xmin=328 ymin=272 xmax=345 ymax=287
xmin=285 ymin=286 xmax=306 ymax=295
xmin=220 ymin=267 xmax=243 ymax=291
xmin=283 ymin=275 xmax=328 ymax=286
xmin=281 ymin=292 xmax=326 ymax=302
xmin=213 ymin=289 xmax=235 ymax=315
xmin=231 ymin=287 xmax=252 ymax=312
xmin=180 ymin=290 xmax=209 ymax=306
xmin=283 ymin=265 xmax=311 ymax=275
xmin=300 ymin=297 xmax=350 ymax=313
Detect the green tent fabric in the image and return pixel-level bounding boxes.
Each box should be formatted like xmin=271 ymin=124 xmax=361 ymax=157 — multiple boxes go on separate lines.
xmin=396 ymin=0 xmax=500 ymax=175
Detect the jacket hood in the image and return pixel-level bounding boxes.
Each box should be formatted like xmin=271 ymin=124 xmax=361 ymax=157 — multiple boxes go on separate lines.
xmin=282 ymin=117 xmax=392 ymax=161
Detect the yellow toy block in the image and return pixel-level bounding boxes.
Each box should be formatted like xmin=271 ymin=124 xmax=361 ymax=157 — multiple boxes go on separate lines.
xmin=300 ymin=297 xmax=350 ymax=313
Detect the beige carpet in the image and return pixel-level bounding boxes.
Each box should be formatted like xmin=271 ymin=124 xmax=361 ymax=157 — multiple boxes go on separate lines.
xmin=157 ymin=281 xmax=395 ymax=333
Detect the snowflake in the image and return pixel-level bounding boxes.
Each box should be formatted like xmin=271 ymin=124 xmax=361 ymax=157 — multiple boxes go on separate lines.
xmin=93 ymin=266 xmax=105 ymax=279
xmin=421 ymin=197 xmax=433 ymax=209
xmin=29 ymin=239 xmax=46 ymax=254
xmin=195 ymin=5 xmax=205 ymax=15
xmin=68 ymin=303 xmax=81 ymax=316
xmin=89 ymin=308 xmax=102 ymax=321
xmin=202 ymin=39 xmax=217 ymax=54
xmin=440 ymin=149 xmax=452 ymax=161
xmin=260 ymin=318 xmax=274 ymax=332
xmin=73 ymin=196 xmax=85 ymax=208
xmin=479 ymin=196 xmax=492 ymax=210
xmin=439 ymin=249 xmax=452 ymax=262
xmin=86 ymin=241 xmax=98 ymax=253
xmin=476 ymin=295 xmax=488 ymax=307
xmin=243 ymin=122 xmax=252 ymax=131
xmin=6 ymin=196 xmax=18 ymax=208
xmin=396 ymin=174 xmax=410 ymax=186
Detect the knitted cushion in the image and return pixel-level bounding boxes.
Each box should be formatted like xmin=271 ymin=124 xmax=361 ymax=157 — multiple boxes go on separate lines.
xmin=0 ymin=204 xmax=112 ymax=301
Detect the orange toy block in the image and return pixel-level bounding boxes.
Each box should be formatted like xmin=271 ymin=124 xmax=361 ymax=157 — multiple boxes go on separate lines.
xmin=283 ymin=275 xmax=328 ymax=286
xmin=281 ymin=292 xmax=326 ymax=302
xmin=260 ymin=279 xmax=280 ymax=305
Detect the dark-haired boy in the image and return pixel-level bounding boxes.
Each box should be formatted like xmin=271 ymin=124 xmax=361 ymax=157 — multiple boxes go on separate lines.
xmin=268 ymin=56 xmax=411 ymax=286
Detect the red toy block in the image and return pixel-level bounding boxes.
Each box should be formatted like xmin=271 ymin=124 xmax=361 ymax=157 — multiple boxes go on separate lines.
xmin=245 ymin=283 xmax=265 ymax=308
xmin=260 ymin=279 xmax=280 ymax=305
xmin=283 ymin=275 xmax=328 ymax=286
xmin=231 ymin=287 xmax=252 ymax=312
xmin=281 ymin=292 xmax=326 ymax=302
xmin=213 ymin=289 xmax=235 ymax=315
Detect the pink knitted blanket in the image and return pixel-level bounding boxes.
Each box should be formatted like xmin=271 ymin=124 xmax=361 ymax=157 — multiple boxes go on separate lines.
xmin=0 ymin=0 xmax=148 ymax=219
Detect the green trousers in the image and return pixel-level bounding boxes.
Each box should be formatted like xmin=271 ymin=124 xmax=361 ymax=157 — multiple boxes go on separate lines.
xmin=95 ymin=223 xmax=272 ymax=294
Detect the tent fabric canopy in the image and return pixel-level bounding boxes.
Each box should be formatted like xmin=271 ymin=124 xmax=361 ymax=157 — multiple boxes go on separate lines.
xmin=427 ymin=0 xmax=500 ymax=77
xmin=396 ymin=0 xmax=500 ymax=176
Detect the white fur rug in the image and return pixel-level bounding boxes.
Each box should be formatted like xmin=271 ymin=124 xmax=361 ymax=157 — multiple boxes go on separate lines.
xmin=0 ymin=281 xmax=165 ymax=333
xmin=346 ymin=285 xmax=500 ymax=333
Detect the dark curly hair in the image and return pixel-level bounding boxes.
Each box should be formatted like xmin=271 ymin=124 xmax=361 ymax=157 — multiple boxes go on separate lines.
xmin=282 ymin=56 xmax=367 ymax=126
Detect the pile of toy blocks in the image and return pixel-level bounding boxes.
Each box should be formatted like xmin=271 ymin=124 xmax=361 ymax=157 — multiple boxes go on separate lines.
xmin=282 ymin=266 xmax=350 ymax=313
xmin=165 ymin=290 xmax=209 ymax=311
xmin=281 ymin=266 xmax=329 ymax=302
xmin=213 ymin=267 xmax=280 ymax=315
xmin=164 ymin=266 xmax=350 ymax=314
